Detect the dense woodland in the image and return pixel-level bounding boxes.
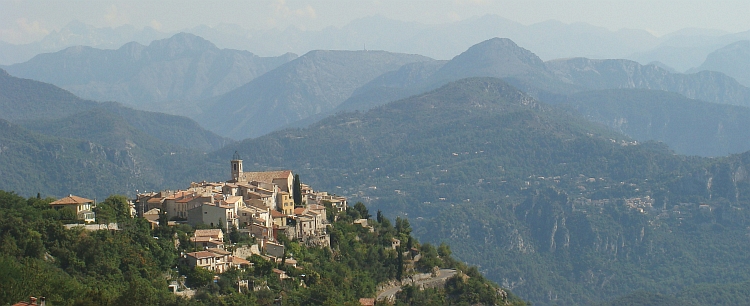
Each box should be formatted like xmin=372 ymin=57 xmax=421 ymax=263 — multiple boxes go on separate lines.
xmin=0 ymin=190 xmax=524 ymax=306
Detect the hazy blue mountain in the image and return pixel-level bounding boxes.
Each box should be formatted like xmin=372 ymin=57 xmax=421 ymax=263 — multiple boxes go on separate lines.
xmin=214 ymin=77 xmax=750 ymax=305
xmin=335 ymin=60 xmax=448 ymax=112
xmin=184 ymin=17 xmax=750 ymax=72
xmin=0 ymin=68 xmax=231 ymax=152
xmin=646 ymin=61 xmax=678 ymax=73
xmin=627 ymin=30 xmax=750 ymax=72
xmin=557 ymin=89 xmax=750 ymax=156
xmin=0 ymin=20 xmax=171 ymax=65
xmin=319 ymin=38 xmax=577 ymax=119
xmin=547 ymin=57 xmax=750 ymax=107
xmin=190 ymin=14 xmax=659 ymax=62
xmin=690 ymin=40 xmax=750 ymax=87
xmin=294 ymin=38 xmax=750 ymax=134
xmin=5 ymin=17 xmax=749 ymax=75
xmin=196 ymin=50 xmax=431 ymax=140
xmin=3 ymin=33 xmax=297 ymax=115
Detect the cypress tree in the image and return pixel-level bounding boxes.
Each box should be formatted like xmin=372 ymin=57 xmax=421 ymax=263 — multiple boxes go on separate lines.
xmin=293 ymin=174 xmax=302 ymax=206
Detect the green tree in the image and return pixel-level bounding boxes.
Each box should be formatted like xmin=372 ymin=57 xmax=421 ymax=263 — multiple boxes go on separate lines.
xmin=186 ymin=266 xmax=214 ymax=288
xmin=396 ymin=247 xmax=404 ymax=281
xmin=395 ymin=217 xmax=411 ymax=235
xmin=293 ymin=174 xmax=302 ymax=207
xmin=59 ymin=206 xmax=77 ymax=222
xmin=229 ymin=224 xmax=241 ymax=244
xmin=437 ymin=242 xmax=452 ymax=258
xmin=354 ymin=202 xmax=371 ymax=219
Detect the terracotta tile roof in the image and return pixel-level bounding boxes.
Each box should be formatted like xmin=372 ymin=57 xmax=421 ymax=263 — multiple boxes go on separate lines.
xmin=240 ymin=170 xmax=292 ymax=184
xmin=187 ymin=251 xmax=217 ymax=259
xmin=194 ymin=229 xmax=223 ymax=238
xmin=294 ymin=207 xmax=307 ymax=215
xmin=147 ymin=197 xmax=164 ymax=203
xmin=359 ymin=298 xmax=375 ymax=306
xmin=176 ymin=195 xmax=197 ymax=203
xmin=270 ymin=210 xmax=286 ymax=218
xmin=207 ymin=248 xmax=231 ymax=255
xmin=50 ymin=195 xmax=93 ymax=205
xmin=225 ymin=196 xmax=243 ymax=203
xmin=228 ymin=256 xmax=251 ymax=265
xmin=307 ymin=204 xmax=326 ymax=211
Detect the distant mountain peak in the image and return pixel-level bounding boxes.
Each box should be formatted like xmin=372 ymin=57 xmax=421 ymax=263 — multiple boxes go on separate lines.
xmin=146 ymin=32 xmax=217 ymax=56
xmin=451 ymin=37 xmax=544 ymax=68
xmin=433 ymin=37 xmax=548 ymax=81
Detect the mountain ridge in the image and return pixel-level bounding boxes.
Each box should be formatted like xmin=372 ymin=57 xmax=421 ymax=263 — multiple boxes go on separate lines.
xmin=2 ymin=33 xmax=298 ymax=114
xmin=196 ymin=49 xmax=432 ymax=139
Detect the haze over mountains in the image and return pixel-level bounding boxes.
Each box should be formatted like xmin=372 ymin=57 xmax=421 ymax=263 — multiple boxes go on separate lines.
xmin=690 ymin=40 xmax=750 ymax=87
xmin=0 ymin=20 xmax=170 ymax=65
xmin=8 ymin=31 xmax=750 ymax=155
xmin=196 ymin=50 xmax=430 ymax=139
xmin=3 ymin=33 xmax=296 ymax=115
xmin=6 ymin=15 xmax=750 ymax=73
xmin=9 ymin=19 xmax=750 ymax=305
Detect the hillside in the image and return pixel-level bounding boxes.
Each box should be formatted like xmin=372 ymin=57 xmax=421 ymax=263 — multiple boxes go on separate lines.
xmin=556 ymin=89 xmax=750 ymax=157
xmin=0 ymin=191 xmax=526 ymax=306
xmin=196 ymin=50 xmax=431 ymax=139
xmin=0 ymin=72 xmax=230 ymax=199
xmin=0 ymin=69 xmax=98 ymax=121
xmin=2 ymin=33 xmax=296 ymax=115
xmin=213 ymin=77 xmax=750 ymax=305
xmin=0 ymin=113 xmax=228 ymax=199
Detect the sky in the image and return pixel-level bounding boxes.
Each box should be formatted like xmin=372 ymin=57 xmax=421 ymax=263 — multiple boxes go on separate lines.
xmin=2 ymin=0 xmax=750 ymax=44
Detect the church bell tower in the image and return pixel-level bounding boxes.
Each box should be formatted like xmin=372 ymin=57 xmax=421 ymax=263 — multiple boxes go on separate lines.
xmin=231 ymin=151 xmax=243 ymax=182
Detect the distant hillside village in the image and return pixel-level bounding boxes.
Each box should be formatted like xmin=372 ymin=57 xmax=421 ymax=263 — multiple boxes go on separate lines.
xmin=52 ymin=153 xmax=349 ymax=283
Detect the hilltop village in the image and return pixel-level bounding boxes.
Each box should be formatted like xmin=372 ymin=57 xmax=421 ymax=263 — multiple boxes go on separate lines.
xmin=17 ymin=154 xmax=526 ymax=306
xmin=133 ymin=153 xmax=348 ymax=276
